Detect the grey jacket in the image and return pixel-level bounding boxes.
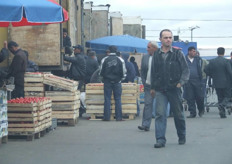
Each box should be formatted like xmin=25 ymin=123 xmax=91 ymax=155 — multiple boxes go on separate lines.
xmin=141 ymin=54 xmax=152 ymax=85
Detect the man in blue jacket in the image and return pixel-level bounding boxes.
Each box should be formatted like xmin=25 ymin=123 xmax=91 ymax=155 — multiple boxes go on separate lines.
xmin=121 ymin=52 xmax=136 ymax=83
xmin=99 ymin=46 xmax=126 ymax=121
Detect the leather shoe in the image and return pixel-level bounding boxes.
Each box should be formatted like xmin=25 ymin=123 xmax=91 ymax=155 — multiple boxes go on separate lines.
xmin=154 ymin=142 xmax=165 ymax=148
xmin=198 ymin=111 xmax=204 ymax=117
xmin=138 ymin=126 xmax=149 ymax=131
xmin=178 ymin=137 xmax=186 ymax=145
xmin=187 ymin=114 xmax=196 ymax=118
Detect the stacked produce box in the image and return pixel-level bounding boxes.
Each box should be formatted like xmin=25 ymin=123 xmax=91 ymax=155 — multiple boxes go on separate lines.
xmin=85 ymin=83 xmax=138 ymax=120
xmin=7 ymin=97 xmax=52 ymax=141
xmin=43 ymin=74 xmax=80 ymax=126
xmin=24 ymin=72 xmax=45 ymax=97
xmin=0 ymin=89 xmax=8 ymax=144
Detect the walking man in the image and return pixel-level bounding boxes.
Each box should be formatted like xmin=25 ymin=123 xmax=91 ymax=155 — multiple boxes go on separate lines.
xmin=151 ymin=29 xmax=189 ymax=148
xmin=204 ymin=47 xmax=232 ymax=118
xmin=138 ymin=41 xmax=158 ymax=131
xmin=99 ymin=46 xmax=126 ymax=121
xmin=184 ymin=46 xmax=205 ymax=118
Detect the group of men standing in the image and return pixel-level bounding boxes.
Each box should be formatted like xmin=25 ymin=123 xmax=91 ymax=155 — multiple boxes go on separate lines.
xmin=137 ymin=29 xmax=232 ymax=148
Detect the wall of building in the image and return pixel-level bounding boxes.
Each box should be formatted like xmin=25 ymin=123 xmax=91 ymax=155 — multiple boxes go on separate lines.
xmin=110 ymin=16 xmax=123 ymax=36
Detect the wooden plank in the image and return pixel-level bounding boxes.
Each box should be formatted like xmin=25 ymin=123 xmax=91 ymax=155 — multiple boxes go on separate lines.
xmin=86 ymin=105 xmax=104 ymax=110
xmin=8 ymin=106 xmax=38 ymax=112
xmin=25 ymin=92 xmax=44 ymax=97
xmin=8 ymin=117 xmax=38 ymax=122
xmin=8 ymin=127 xmax=41 ymax=133
xmin=43 ymin=74 xmax=78 ymax=86
xmin=8 ymin=112 xmax=38 ymax=118
xmin=24 ymin=77 xmax=43 ymax=82
xmin=24 ymin=83 xmax=44 ymax=87
xmin=112 ymin=104 xmax=137 ymax=110
xmin=24 ymin=87 xmax=44 ymax=92
xmin=45 ymin=91 xmax=79 ymax=96
xmin=47 ymin=95 xmax=80 ymax=101
xmin=52 ymin=103 xmax=80 ymax=111
xmin=8 ymin=103 xmax=37 ymax=108
xmin=85 ymin=100 xmax=104 ymax=105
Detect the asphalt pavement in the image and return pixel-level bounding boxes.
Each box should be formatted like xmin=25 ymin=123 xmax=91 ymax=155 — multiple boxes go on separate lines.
xmin=0 ymin=105 xmax=232 ymax=164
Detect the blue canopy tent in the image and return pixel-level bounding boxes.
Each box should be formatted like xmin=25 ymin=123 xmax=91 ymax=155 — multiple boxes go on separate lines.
xmin=0 ymin=0 xmax=68 ymax=27
xmin=86 ymin=35 xmax=150 ymax=54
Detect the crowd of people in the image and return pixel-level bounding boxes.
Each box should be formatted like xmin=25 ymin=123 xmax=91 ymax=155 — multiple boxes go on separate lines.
xmin=1 ymin=28 xmax=232 ymax=149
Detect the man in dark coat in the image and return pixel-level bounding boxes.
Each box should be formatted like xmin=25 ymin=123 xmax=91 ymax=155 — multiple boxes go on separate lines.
xmin=64 ymin=44 xmax=86 ymax=90
xmin=130 ymin=56 xmax=140 ymax=77
xmin=184 ymin=46 xmax=204 ymax=118
xmin=0 ymin=41 xmax=9 ymax=87
xmin=204 ymin=47 xmax=232 ymax=118
xmin=63 ymin=28 xmax=72 ymax=55
xmin=85 ymin=51 xmax=99 ymax=84
xmin=121 ymin=53 xmax=136 ymax=83
xmin=7 ymin=41 xmax=27 ymax=98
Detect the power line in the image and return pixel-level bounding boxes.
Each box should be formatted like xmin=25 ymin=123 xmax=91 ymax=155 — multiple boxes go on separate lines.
xmin=143 ymin=18 xmax=232 ymax=22
xmin=146 ymin=36 xmax=232 ymax=38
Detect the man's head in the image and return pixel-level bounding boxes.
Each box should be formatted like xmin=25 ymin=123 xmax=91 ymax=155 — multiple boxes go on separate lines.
xmin=217 ymin=47 xmax=225 ymax=56
xmin=188 ymin=46 xmax=196 ymax=58
xmin=159 ymin=29 xmax=173 ymax=48
xmin=73 ymin=45 xmax=83 ymax=54
xmin=88 ymin=51 xmax=96 ymax=59
xmin=63 ymin=28 xmax=68 ymax=38
xmin=147 ymin=41 xmax=158 ymax=56
xmin=108 ymin=45 xmax=117 ymax=53
xmin=8 ymin=41 xmax=19 ymax=54
xmin=130 ymin=56 xmax=135 ymax=62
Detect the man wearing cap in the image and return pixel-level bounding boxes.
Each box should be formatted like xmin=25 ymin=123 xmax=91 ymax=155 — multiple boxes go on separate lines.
xmin=99 ymin=45 xmax=127 ymax=121
xmin=64 ymin=44 xmax=86 ymax=90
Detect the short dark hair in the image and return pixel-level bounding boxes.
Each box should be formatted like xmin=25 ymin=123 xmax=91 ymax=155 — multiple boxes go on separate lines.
xmin=88 ymin=51 xmax=96 ymax=57
xmin=63 ymin=28 xmax=68 ymax=33
xmin=217 ymin=47 xmax=225 ymax=55
xmin=108 ymin=45 xmax=117 ymax=53
xmin=188 ymin=46 xmax=196 ymax=51
xmin=159 ymin=29 xmax=172 ymax=38
xmin=130 ymin=56 xmax=135 ymax=62
xmin=8 ymin=41 xmax=18 ymax=48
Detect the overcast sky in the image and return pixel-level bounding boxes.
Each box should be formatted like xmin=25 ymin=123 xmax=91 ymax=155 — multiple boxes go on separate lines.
xmin=90 ymin=0 xmax=232 ymax=49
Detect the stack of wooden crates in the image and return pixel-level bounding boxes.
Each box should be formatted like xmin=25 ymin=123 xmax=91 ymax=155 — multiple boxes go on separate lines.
xmin=7 ymin=97 xmax=52 ymax=141
xmin=43 ymin=74 xmax=80 ymax=126
xmin=85 ymin=83 xmax=138 ymax=120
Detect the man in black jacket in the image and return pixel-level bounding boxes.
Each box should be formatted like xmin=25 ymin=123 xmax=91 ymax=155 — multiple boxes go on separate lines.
xmin=151 ymin=29 xmax=189 ymax=148
xmin=99 ymin=45 xmax=126 ymax=121
xmin=64 ymin=45 xmax=86 ymax=90
xmin=204 ymin=47 xmax=232 ymax=118
xmin=85 ymin=51 xmax=99 ymax=84
xmin=184 ymin=46 xmax=204 ymax=118
xmin=7 ymin=41 xmax=27 ymax=98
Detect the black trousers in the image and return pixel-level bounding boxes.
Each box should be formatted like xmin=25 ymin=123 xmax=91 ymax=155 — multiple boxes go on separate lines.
xmin=12 ymin=85 xmax=24 ymax=99
xmin=184 ymin=80 xmax=205 ymax=115
xmin=215 ymin=88 xmax=231 ymax=114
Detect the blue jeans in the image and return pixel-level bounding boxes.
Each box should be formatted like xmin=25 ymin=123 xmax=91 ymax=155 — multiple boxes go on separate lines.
xmin=155 ymin=88 xmax=186 ymax=145
xmin=104 ymin=82 xmax=122 ymax=120
xmin=152 ymin=99 xmax=170 ymax=117
xmin=141 ymin=84 xmax=153 ymax=128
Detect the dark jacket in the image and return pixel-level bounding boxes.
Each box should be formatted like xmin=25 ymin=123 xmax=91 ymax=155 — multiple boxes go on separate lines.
xmin=151 ymin=48 xmax=189 ymax=91
xmin=121 ymin=53 xmax=136 ymax=83
xmin=0 ymin=48 xmax=8 ymax=63
xmin=141 ymin=54 xmax=152 ymax=85
xmin=85 ymin=56 xmax=99 ymax=83
xmin=63 ymin=35 xmax=72 ymax=55
xmin=185 ymin=55 xmax=203 ymax=81
xmin=99 ymin=53 xmax=126 ymax=83
xmin=26 ymin=60 xmax=39 ymax=72
xmin=64 ymin=53 xmax=86 ymax=81
xmin=8 ymin=49 xmax=27 ymax=87
xmin=204 ymin=56 xmax=232 ymax=88
xmin=131 ymin=61 xmax=140 ymax=77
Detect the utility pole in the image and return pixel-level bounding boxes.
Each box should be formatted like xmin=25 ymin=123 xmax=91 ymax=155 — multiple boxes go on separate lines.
xmin=189 ymin=26 xmax=200 ymax=42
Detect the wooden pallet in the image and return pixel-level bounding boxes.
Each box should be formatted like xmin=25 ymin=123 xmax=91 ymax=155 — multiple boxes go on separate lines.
xmin=89 ymin=113 xmax=136 ymax=121
xmin=57 ymin=117 xmax=79 ymax=126
xmin=8 ymin=127 xmax=51 ymax=141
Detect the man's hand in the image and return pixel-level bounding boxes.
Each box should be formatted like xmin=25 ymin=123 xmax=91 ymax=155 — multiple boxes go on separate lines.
xmin=3 ymin=41 xmax=7 ymax=49
xmin=150 ymin=89 xmax=156 ymax=98
xmin=176 ymin=83 xmax=182 ymax=88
